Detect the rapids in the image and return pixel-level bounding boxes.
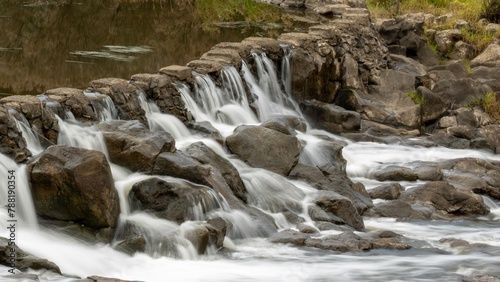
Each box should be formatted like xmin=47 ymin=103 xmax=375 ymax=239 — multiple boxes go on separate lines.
xmin=1 ymin=49 xmax=499 ymax=282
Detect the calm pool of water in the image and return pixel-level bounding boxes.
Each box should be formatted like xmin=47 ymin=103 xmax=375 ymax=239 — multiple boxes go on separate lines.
xmin=0 ymin=0 xmax=310 ymax=96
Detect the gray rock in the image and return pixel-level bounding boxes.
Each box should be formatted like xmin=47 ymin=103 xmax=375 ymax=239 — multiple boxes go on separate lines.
xmin=226 ymin=125 xmax=301 ymax=175
xmin=97 ymin=120 xmax=175 ymax=172
xmin=27 ymin=145 xmax=120 ymax=230
xmin=314 ymin=191 xmax=365 ymax=231
xmin=374 ymin=166 xmax=418 ymax=182
xmin=185 ymin=142 xmax=247 ymax=202
xmin=0 ymin=237 xmax=61 ymax=274
xmin=471 ymin=44 xmax=500 ymax=66
xmin=369 ymin=183 xmax=405 ymax=200
xmin=400 ymin=181 xmax=490 ymax=216
xmin=300 ymin=99 xmax=361 ymax=134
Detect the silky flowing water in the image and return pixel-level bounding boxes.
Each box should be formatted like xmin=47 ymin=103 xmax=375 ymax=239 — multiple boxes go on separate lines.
xmin=1 ymin=46 xmax=500 ymax=282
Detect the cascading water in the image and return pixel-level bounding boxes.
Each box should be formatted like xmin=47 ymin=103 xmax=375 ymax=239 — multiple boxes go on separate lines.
xmin=84 ymin=91 xmax=119 ymax=121
xmin=137 ymin=92 xmax=191 ymax=139
xmin=8 ymin=110 xmax=44 ymax=155
xmin=1 ymin=46 xmax=500 ymax=282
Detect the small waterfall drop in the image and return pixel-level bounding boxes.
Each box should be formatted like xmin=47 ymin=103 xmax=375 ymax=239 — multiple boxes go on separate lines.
xmin=0 ymin=154 xmax=38 ymax=229
xmin=84 ymin=91 xmax=119 ymax=121
xmin=137 ymin=92 xmax=191 ymax=139
xmin=8 ymin=110 xmax=44 ymax=155
xmin=56 ymin=115 xmax=109 ymax=158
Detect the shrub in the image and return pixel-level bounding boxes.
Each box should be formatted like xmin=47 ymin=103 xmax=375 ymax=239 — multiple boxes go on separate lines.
xmin=481 ymin=0 xmax=500 ymax=23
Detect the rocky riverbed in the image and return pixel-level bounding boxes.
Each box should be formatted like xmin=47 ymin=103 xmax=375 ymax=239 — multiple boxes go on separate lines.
xmin=1 ymin=0 xmax=500 ymax=281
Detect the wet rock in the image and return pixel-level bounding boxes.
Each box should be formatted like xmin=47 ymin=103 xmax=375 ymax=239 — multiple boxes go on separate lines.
xmin=87 ymin=276 xmax=143 ymax=282
xmin=413 ymin=164 xmax=443 ymax=181
xmin=130 ymin=73 xmax=191 ymax=122
xmin=366 ymin=200 xmax=425 ymax=219
xmin=306 ymin=231 xmax=372 ymax=252
xmin=314 ymin=191 xmax=365 ymax=231
xmin=290 ymin=164 xmax=373 ymax=214
xmin=89 ymin=78 xmax=146 ymax=123
xmin=369 ymin=183 xmax=405 ymax=200
xmin=0 ymin=95 xmax=59 ymax=146
xmin=0 ymin=237 xmax=61 ymax=274
xmin=297 ymin=223 xmax=319 ymax=234
xmin=226 ymin=125 xmax=301 ymax=175
xmin=185 ymin=142 xmax=247 ymax=202
xmin=114 ymin=235 xmax=146 ymax=255
xmin=206 ymin=217 xmax=227 ymax=249
xmin=300 ymin=99 xmax=361 ymax=134
xmin=441 ymin=158 xmax=500 ymax=199
xmin=268 ymin=229 xmax=309 ymax=246
xmin=129 ymin=177 xmax=215 ymax=223
xmin=260 ymin=120 xmax=292 ymax=138
xmin=185 ymin=121 xmax=223 ymax=144
xmin=159 ymin=65 xmax=192 ymax=81
xmin=187 ymin=60 xmax=224 ymax=74
xmin=44 ymin=87 xmax=97 ymax=123
xmin=201 ymin=48 xmax=242 ymax=68
xmin=428 ymin=131 xmax=471 ymax=149
xmin=97 ymin=120 xmax=175 ymax=172
xmin=374 ymin=166 xmax=418 ymax=182
xmin=308 ymin=204 xmax=345 ymax=225
xmin=151 ymin=151 xmax=207 ymax=184
xmin=399 ymin=181 xmax=490 ymax=216
xmin=269 ymin=115 xmax=308 ymax=133
xmin=27 ymin=145 xmax=120 ymax=229
xmin=0 ymin=106 xmax=31 ymax=162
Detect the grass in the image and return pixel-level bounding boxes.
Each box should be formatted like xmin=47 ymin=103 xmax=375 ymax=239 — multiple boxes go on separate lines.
xmin=367 ymin=0 xmax=498 ymax=57
xmin=467 ymin=92 xmax=500 ymax=120
xmin=407 ymin=91 xmax=424 ymax=105
xmin=195 ymin=0 xmax=284 ymax=31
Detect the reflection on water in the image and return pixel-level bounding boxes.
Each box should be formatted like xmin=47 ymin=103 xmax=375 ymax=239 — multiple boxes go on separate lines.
xmin=0 ymin=0 xmax=306 ymax=96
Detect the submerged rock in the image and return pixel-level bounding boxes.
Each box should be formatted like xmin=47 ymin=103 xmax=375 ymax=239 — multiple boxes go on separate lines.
xmin=0 ymin=237 xmax=61 ymax=274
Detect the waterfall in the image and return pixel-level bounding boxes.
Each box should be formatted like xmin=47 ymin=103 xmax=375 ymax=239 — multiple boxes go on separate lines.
xmin=137 ymin=92 xmax=191 ymax=139
xmin=0 ymin=154 xmax=38 ymax=229
xmin=84 ymin=91 xmax=119 ymax=121
xmin=8 ymin=110 xmax=44 ymax=155
xmin=56 ymin=115 xmax=110 ymax=158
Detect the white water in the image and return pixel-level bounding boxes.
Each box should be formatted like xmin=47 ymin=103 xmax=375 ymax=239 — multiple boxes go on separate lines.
xmin=9 ymin=110 xmax=44 ymax=155
xmin=1 ymin=50 xmax=499 ymax=281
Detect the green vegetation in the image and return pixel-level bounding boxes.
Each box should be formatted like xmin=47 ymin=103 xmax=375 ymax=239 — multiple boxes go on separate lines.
xmin=367 ymin=0 xmax=499 ymax=57
xmin=467 ymin=92 xmax=500 ymax=120
xmin=407 ymin=91 xmax=424 ymax=105
xmin=195 ymin=0 xmax=285 ymax=32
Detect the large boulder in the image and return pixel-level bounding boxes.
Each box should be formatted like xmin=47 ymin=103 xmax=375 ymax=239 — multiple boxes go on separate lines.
xmin=314 ymin=191 xmax=365 ymax=231
xmin=27 ymin=145 xmax=120 ymax=229
xmin=471 ymin=44 xmax=500 ymax=66
xmin=300 ymin=100 xmax=361 ymax=134
xmin=129 ymin=177 xmax=217 ymax=223
xmin=97 ymin=120 xmax=175 ymax=172
xmin=432 ymin=78 xmax=492 ymax=109
xmin=226 ymin=125 xmax=301 ymax=175
xmin=185 ymin=142 xmax=247 ymax=202
xmin=440 ymin=158 xmax=500 ymax=199
xmin=399 ymin=181 xmax=490 ymax=216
